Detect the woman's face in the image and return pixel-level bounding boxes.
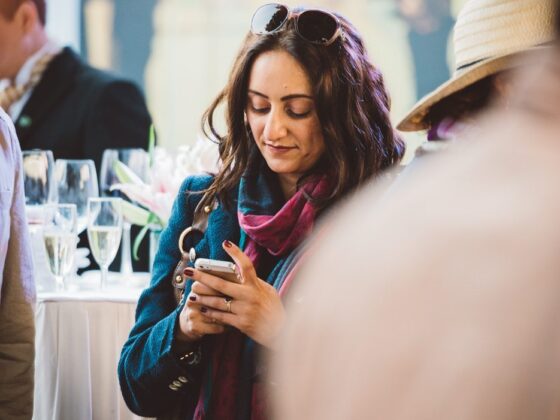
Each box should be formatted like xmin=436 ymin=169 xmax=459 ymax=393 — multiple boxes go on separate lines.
xmin=246 ymin=50 xmax=325 ymax=186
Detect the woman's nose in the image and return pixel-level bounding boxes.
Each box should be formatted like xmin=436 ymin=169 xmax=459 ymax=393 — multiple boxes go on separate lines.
xmin=264 ymin=109 xmax=288 ymax=141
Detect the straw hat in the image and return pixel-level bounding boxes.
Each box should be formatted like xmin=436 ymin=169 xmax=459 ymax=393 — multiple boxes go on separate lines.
xmin=397 ymin=0 xmax=556 ymax=132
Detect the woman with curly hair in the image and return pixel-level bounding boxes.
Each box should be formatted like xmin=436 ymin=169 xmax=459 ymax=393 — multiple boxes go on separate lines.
xmin=119 ymin=4 xmax=404 ymax=419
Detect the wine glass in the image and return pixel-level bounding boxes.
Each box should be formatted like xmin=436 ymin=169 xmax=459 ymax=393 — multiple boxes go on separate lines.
xmin=87 ymin=198 xmax=123 ymax=290
xmin=22 ymin=149 xmax=57 ymax=233
xmin=99 ymin=148 xmax=148 ymax=275
xmin=55 ymin=159 xmax=99 ymax=234
xmin=42 ymin=204 xmax=78 ymax=291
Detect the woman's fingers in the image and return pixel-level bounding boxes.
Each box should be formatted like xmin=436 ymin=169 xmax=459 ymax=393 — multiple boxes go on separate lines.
xmin=181 ymin=296 xmax=227 ymax=337
xmin=192 ymin=293 xmax=239 ymax=314
xmin=191 ymin=280 xmax=222 ymax=296
xmin=200 ymin=306 xmax=240 ymax=330
xmin=186 ymin=267 xmax=242 ymax=298
xmin=222 ymin=240 xmax=258 ymax=285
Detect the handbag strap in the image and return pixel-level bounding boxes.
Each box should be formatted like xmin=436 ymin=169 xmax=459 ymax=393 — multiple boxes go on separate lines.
xmin=171 ymin=199 xmax=216 ymax=305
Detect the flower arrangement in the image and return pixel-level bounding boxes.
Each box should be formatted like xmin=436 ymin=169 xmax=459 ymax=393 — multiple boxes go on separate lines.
xmin=112 ymin=126 xmax=219 ymax=258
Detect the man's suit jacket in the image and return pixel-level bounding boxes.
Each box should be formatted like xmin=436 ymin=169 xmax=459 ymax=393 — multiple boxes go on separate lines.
xmin=14 ymin=47 xmax=152 ymax=171
xmin=15 ymin=47 xmax=153 ymax=271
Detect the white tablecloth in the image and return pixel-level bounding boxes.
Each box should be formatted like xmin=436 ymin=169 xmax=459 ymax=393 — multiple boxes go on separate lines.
xmin=33 ymin=272 xmax=151 ymax=420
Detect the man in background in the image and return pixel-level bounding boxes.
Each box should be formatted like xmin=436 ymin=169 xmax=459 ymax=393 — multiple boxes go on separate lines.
xmin=0 ymin=108 xmax=35 ymax=419
xmin=0 ymin=0 xmax=152 ymax=171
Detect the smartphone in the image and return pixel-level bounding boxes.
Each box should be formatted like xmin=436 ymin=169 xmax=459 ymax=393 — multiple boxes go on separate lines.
xmin=194 ymin=258 xmax=240 ymax=283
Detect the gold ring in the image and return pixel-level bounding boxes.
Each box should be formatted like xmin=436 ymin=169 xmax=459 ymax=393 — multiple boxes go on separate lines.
xmin=224 ymin=297 xmax=232 ymax=313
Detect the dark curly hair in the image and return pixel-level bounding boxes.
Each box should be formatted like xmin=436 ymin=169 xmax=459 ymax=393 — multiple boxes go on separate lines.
xmin=200 ymin=10 xmax=405 ymax=210
xmin=425 ymin=75 xmax=497 ymax=129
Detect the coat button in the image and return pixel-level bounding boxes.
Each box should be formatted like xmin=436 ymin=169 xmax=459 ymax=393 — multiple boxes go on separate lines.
xmin=169 ymin=384 xmax=179 ymax=391
xmin=178 ymin=376 xmax=188 ymax=383
xmin=172 ymin=380 xmax=182 ymax=387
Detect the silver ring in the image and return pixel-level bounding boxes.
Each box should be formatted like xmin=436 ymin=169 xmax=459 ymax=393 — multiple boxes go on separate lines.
xmin=224 ymin=297 xmax=232 ymax=313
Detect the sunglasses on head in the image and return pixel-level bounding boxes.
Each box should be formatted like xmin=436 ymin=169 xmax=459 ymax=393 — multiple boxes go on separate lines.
xmin=250 ymin=3 xmax=342 ymax=46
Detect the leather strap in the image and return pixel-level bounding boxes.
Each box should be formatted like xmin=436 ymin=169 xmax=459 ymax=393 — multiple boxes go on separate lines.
xmin=171 ymin=200 xmax=216 ymax=304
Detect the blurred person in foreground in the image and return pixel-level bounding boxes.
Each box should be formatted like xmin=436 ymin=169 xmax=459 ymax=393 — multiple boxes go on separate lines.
xmin=0 ymin=0 xmax=151 ymax=171
xmin=272 ymin=4 xmax=560 ymax=420
xmin=118 ymin=3 xmax=404 ymax=418
xmin=0 ymin=108 xmax=35 ymax=419
xmin=398 ymin=0 xmax=555 ymax=144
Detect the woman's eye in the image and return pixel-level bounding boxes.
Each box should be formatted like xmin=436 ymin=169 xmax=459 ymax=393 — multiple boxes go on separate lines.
xmin=248 ymin=103 xmax=270 ymax=114
xmin=287 ymin=108 xmax=312 ymax=118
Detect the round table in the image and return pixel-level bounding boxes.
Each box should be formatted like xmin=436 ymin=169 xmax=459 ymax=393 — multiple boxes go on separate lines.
xmin=33 ymin=272 xmax=152 ymax=420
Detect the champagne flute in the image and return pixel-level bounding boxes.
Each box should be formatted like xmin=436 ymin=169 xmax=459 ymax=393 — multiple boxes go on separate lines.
xmin=87 ymin=198 xmax=123 ymax=290
xmin=99 ymin=148 xmax=148 ymax=275
xmin=22 ymin=149 xmax=57 ymax=233
xmin=55 ymin=159 xmax=99 ymax=234
xmin=42 ymin=204 xmax=78 ymax=291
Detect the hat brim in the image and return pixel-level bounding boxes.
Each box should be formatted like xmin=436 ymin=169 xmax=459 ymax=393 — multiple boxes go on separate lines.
xmin=396 ymin=48 xmax=546 ymax=132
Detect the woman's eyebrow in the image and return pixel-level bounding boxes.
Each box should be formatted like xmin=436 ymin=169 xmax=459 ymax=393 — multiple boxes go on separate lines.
xmin=248 ymin=89 xmax=313 ymax=101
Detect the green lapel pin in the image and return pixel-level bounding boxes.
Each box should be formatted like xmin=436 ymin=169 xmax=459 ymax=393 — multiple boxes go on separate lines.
xmin=18 ymin=115 xmax=32 ymax=128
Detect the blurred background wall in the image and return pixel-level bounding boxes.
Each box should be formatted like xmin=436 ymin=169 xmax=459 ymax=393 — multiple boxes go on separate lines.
xmin=47 ymin=0 xmax=468 ymax=157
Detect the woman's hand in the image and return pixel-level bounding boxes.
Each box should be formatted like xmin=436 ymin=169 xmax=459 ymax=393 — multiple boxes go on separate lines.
xmin=185 ymin=240 xmax=286 ymax=348
xmin=176 ymin=279 xmax=226 ymax=342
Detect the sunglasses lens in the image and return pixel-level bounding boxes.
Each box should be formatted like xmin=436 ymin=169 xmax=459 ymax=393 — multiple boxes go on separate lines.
xmin=251 ymin=4 xmax=289 ymax=34
xmin=297 ymin=10 xmax=338 ymax=44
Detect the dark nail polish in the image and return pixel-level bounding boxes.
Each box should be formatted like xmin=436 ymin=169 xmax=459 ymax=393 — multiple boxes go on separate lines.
xmin=223 ymin=240 xmax=232 ymax=248
xmin=189 ymin=295 xmax=196 ymax=301
xmin=200 ymin=307 xmax=208 ymax=313
xmin=183 ymin=268 xmax=194 ymax=277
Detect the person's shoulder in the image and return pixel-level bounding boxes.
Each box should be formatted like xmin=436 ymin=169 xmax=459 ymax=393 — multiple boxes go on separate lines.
xmin=0 ymin=108 xmax=19 ymax=150
xmin=179 ymin=173 xmax=215 ymax=194
xmin=0 ymin=107 xmax=11 ymax=126
xmin=61 ymin=47 xmax=140 ymax=90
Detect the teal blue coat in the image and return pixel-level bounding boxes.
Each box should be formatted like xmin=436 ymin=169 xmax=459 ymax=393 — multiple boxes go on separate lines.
xmin=118 ymin=174 xmax=240 ymax=416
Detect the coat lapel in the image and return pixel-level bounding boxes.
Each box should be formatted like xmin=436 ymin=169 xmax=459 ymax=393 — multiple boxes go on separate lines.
xmin=16 ymin=47 xmax=80 ymax=149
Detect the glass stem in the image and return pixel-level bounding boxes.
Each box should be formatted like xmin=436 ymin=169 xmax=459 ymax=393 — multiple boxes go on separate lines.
xmin=55 ymin=275 xmax=65 ymax=291
xmin=120 ymin=222 xmax=133 ymax=275
xmin=100 ymin=266 xmax=109 ymax=290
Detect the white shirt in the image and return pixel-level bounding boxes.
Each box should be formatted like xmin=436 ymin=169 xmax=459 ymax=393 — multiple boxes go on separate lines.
xmin=0 ymin=40 xmax=61 ymax=120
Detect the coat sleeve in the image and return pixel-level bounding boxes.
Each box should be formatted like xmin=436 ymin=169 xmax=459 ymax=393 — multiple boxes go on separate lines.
xmin=83 ymin=79 xmax=152 ymax=171
xmin=118 ymin=175 xmax=210 ymax=417
xmin=0 ymin=115 xmax=36 ymax=420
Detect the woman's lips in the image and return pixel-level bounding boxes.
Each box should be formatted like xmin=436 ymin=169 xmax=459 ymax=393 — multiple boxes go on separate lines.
xmin=265 ymin=143 xmax=296 ymax=154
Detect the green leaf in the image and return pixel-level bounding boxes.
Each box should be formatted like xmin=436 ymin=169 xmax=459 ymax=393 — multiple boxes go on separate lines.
xmin=113 ymin=160 xmax=144 ymax=185
xmin=132 ymin=212 xmax=161 ymax=261
xmin=148 ymin=124 xmax=156 ymax=168
xmin=120 ymin=201 xmax=152 ymax=226
xmin=133 ymin=224 xmax=150 ymax=261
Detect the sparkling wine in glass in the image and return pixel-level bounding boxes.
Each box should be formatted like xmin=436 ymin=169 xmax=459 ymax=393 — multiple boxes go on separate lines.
xmin=100 ymin=148 xmax=148 ymax=275
xmin=87 ymin=198 xmax=123 ymax=289
xmin=22 ymin=149 xmax=57 ymax=233
xmin=43 ymin=204 xmax=78 ymax=291
xmin=55 ymin=159 xmax=99 ymax=234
